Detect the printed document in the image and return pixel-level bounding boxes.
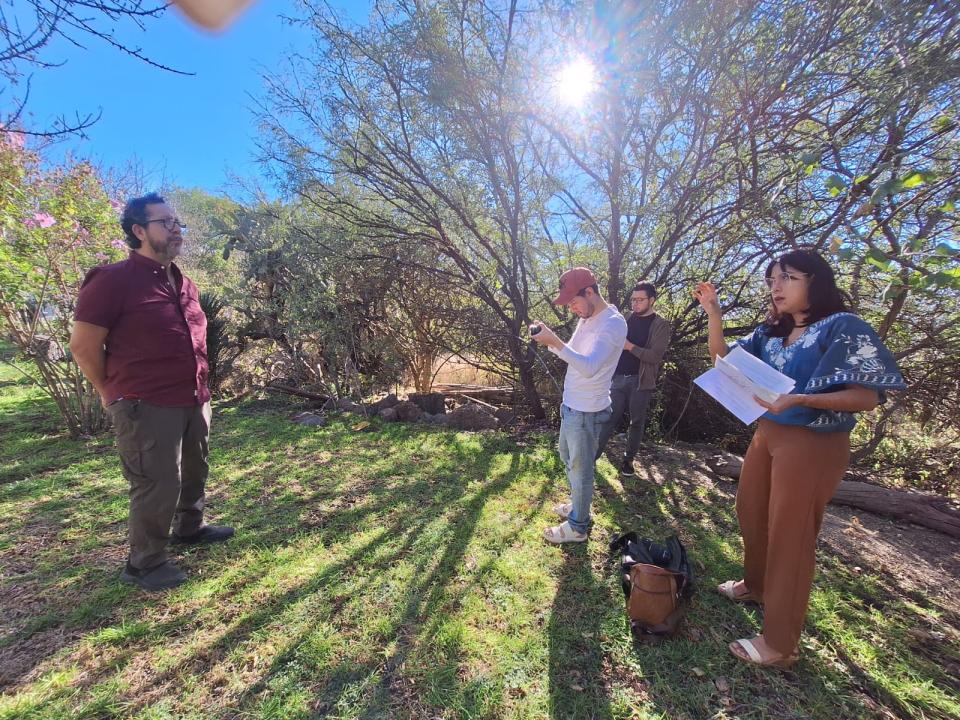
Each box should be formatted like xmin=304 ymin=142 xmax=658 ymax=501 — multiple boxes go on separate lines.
xmin=694 ymin=346 xmax=796 ymax=424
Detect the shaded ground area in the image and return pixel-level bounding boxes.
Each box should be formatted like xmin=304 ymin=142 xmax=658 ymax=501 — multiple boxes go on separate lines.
xmin=627 ymin=441 xmax=960 ymax=617
xmin=819 ymin=506 xmax=960 ymax=616
xmin=1 ymin=370 xmax=958 ymax=719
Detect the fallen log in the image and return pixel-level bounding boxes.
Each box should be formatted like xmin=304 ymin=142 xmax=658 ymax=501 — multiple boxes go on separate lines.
xmin=831 ymin=481 xmax=960 ymax=538
xmin=264 ymin=384 xmax=331 ymax=403
xmin=433 ymin=383 xmax=515 ymax=405
xmin=459 ymin=394 xmax=498 ymax=411
xmin=706 ymin=454 xmax=960 ymax=538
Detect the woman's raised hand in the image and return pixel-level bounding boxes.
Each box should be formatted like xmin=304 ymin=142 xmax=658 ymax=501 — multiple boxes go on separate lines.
xmin=693 ymin=282 xmax=721 ymax=316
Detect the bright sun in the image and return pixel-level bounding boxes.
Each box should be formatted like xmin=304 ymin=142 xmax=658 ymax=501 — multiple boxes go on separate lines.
xmin=554 ymin=56 xmax=597 ymax=107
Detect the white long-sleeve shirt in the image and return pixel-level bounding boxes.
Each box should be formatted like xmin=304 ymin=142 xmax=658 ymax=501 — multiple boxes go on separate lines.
xmin=549 ymin=304 xmax=628 ymax=412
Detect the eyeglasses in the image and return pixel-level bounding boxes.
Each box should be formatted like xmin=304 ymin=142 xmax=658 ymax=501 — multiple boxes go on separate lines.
xmin=142 ymin=217 xmax=187 ymax=231
xmin=764 ymin=272 xmax=810 ymax=288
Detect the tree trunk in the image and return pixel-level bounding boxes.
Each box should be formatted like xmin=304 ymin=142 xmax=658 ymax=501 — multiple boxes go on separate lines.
xmin=518 ymin=360 xmax=545 ymax=419
xmin=508 ymin=335 xmax=545 ymax=419
xmin=707 ymin=454 xmax=960 ymax=538
xmin=416 ymin=361 xmax=433 ymax=394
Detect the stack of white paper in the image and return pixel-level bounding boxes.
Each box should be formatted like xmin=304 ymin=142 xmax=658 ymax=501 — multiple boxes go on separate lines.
xmin=694 ymin=346 xmax=795 ymax=424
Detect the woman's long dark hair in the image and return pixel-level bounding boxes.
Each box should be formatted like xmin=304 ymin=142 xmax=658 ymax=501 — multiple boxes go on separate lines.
xmin=764 ymin=248 xmax=849 ymax=337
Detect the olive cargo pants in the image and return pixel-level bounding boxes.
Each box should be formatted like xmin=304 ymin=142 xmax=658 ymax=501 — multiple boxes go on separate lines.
xmin=107 ymin=399 xmax=210 ymax=570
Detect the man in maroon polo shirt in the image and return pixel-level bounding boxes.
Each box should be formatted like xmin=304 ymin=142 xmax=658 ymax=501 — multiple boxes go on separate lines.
xmin=70 ymin=193 xmax=234 ymax=591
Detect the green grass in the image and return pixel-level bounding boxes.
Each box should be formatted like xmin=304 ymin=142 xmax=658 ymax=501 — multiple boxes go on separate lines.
xmin=1 ymin=347 xmax=958 ymax=719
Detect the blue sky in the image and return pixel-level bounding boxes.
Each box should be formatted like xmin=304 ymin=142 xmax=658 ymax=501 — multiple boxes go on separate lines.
xmin=19 ymin=1 xmax=368 ymax=195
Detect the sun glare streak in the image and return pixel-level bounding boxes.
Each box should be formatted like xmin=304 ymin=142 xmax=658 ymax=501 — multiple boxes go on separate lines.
xmin=554 ymin=56 xmax=597 ymax=107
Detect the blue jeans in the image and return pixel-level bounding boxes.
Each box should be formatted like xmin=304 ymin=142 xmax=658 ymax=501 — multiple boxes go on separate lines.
xmin=558 ymin=403 xmax=613 ymax=535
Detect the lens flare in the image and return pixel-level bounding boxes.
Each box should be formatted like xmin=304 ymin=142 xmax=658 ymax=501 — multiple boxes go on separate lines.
xmin=554 ymin=57 xmax=597 ymax=107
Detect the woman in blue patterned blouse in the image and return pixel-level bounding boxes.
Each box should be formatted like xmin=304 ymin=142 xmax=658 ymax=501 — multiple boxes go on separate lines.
xmin=693 ymin=248 xmax=905 ymax=668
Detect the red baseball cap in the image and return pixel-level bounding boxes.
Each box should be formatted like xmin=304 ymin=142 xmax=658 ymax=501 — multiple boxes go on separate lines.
xmin=553 ymin=267 xmax=599 ymax=305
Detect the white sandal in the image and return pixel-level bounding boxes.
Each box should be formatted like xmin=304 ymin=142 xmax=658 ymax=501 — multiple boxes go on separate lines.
xmin=543 ymin=521 xmax=587 ymax=544
xmin=716 ymin=579 xmax=761 ymax=604
xmin=729 ymin=637 xmax=798 ymax=669
xmin=552 ymin=502 xmax=572 ymax=519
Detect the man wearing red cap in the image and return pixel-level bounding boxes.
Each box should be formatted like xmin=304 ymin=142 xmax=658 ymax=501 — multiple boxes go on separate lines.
xmin=531 ymin=268 xmax=628 ymax=543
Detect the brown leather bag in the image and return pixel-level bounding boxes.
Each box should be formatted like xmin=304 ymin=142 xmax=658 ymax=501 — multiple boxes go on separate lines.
xmin=611 ymin=532 xmax=694 ymax=639
xmin=627 ymin=563 xmax=684 ymax=634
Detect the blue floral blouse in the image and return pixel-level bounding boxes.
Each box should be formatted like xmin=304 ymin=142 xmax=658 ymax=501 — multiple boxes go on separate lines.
xmin=733 ymin=312 xmax=906 ymax=432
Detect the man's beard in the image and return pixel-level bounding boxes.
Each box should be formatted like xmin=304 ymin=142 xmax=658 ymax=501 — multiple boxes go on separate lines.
xmin=148 ymin=236 xmax=180 ymax=260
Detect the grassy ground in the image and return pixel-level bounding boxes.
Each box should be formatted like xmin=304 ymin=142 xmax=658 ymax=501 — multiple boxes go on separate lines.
xmin=1 ymin=350 xmax=958 ymax=719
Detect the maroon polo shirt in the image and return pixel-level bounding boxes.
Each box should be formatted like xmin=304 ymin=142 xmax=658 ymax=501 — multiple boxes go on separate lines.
xmin=74 ymin=251 xmax=210 ymax=406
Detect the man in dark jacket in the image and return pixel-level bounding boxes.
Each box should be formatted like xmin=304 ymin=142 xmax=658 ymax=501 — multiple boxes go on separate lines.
xmin=596 ymin=281 xmax=673 ymax=475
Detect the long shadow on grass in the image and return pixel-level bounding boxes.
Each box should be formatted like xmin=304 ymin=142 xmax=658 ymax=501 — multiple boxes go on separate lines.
xmin=3 ymin=410 xmax=469 ymax=691
xmin=803 ymin=554 xmax=960 ymax=720
xmin=43 ymin=420 xmax=548 ymax=719
xmin=0 ymin=399 xmax=90 ymax=487
xmin=592 ymin=457 xmax=776 ymax=717
xmin=594 ymin=450 xmax=960 ymax=719
xmin=219 ymin=446 xmax=559 ymax=718
xmin=548 ymin=548 xmax=612 ymax=720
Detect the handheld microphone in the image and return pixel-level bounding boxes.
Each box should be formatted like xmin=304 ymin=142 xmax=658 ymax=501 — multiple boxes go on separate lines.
xmin=529 ymin=324 xmax=542 ymax=336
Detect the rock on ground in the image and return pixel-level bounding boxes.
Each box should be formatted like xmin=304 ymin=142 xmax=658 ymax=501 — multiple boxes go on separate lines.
xmin=393 ymin=400 xmax=424 ymax=422
xmin=446 ymin=404 xmax=499 ymax=431
xmin=378 ymin=407 xmax=398 ymax=422
xmin=371 ymin=394 xmax=399 ymax=413
xmin=292 ymin=412 xmax=326 ymax=427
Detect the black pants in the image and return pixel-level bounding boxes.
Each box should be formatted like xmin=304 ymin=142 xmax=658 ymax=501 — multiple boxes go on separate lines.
xmin=597 ymin=375 xmax=654 ymax=460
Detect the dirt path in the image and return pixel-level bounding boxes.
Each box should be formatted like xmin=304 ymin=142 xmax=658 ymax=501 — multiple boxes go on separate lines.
xmin=819 ymin=504 xmax=960 ymax=616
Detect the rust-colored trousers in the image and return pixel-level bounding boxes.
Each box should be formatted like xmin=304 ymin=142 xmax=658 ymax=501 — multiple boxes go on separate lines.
xmin=737 ymin=419 xmax=850 ymax=655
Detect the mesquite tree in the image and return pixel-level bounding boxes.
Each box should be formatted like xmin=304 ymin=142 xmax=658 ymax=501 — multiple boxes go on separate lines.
xmin=258 ymin=0 xmax=560 ymax=417
xmin=252 ymin=0 xmax=958 ymax=453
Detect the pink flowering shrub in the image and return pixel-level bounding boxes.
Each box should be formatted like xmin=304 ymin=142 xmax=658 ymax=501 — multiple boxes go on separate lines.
xmin=25 ymin=212 xmax=57 ymax=229
xmin=0 ymin=129 xmax=127 ymax=437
